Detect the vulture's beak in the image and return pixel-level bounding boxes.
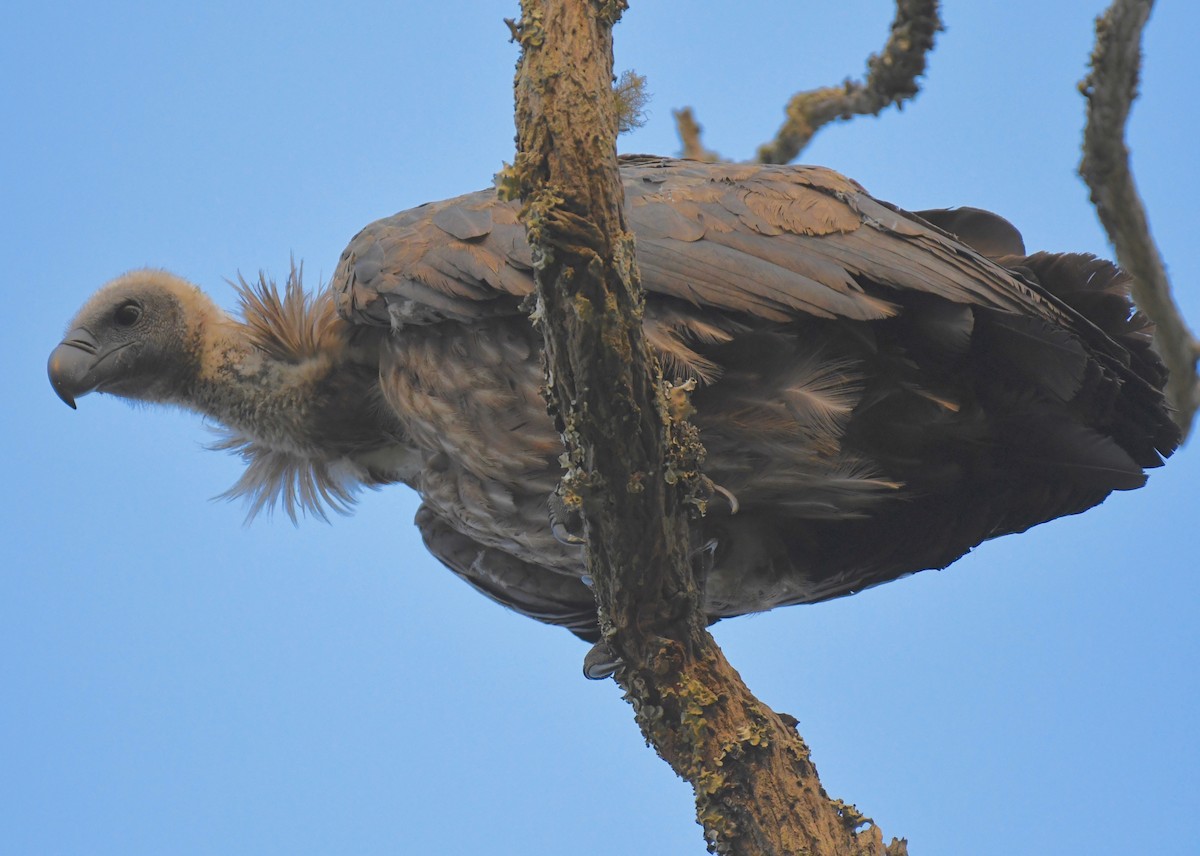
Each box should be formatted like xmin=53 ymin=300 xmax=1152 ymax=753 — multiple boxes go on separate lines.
xmin=48 ymin=327 xmax=106 ymax=409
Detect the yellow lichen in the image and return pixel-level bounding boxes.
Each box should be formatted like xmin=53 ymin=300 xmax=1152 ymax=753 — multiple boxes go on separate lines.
xmin=596 ymin=0 xmax=627 ymax=27
xmin=573 ymin=293 xmax=595 ymax=321
xmin=734 ymin=721 xmax=771 ymax=749
xmin=493 ymin=162 xmax=522 ymax=203
xmin=667 ymin=378 xmax=697 ymax=422
xmin=830 ymin=799 xmax=874 ymax=832
xmin=504 ymin=7 xmax=545 ymax=47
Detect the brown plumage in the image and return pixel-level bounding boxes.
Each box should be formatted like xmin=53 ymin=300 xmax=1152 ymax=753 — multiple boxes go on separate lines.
xmin=49 ymin=157 xmax=1179 ymax=640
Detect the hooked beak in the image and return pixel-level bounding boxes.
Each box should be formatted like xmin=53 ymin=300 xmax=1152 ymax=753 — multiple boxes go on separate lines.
xmin=48 ymin=328 xmax=105 ymax=409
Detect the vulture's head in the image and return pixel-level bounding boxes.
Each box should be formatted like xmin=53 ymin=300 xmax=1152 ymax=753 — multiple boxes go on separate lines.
xmin=48 ymin=270 xmax=219 ymax=409
xmin=49 ymin=267 xmax=415 ymax=521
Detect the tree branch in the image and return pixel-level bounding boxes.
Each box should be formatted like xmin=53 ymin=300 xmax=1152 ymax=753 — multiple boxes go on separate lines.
xmin=507 ymin=0 xmax=702 ymax=665
xmin=508 ymin=2 xmax=903 ymax=853
xmin=1079 ymin=0 xmax=1199 ymax=436
xmin=673 ymin=0 xmax=941 ymax=164
xmin=673 ymin=106 xmax=722 ymax=162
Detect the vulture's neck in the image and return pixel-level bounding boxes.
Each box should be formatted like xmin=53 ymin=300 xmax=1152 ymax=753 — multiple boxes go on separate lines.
xmin=173 ymin=279 xmax=421 ymax=520
xmin=188 ymin=315 xmax=346 ymax=457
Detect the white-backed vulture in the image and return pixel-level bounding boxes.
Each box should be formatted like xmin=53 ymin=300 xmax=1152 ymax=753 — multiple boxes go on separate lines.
xmin=49 ymin=157 xmax=1180 ymax=641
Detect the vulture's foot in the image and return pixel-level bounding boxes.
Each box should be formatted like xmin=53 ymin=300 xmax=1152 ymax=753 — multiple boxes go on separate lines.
xmin=582 ymin=641 xmax=622 ymax=680
xmin=691 ymin=537 xmax=719 ymax=586
xmin=548 ymin=492 xmax=586 ymax=546
xmin=711 ymin=482 xmax=739 ymax=514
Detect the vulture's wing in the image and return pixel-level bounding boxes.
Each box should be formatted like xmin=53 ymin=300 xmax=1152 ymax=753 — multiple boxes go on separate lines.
xmin=335 ymin=157 xmax=1068 ymax=330
xmin=415 ymin=505 xmax=600 ymax=641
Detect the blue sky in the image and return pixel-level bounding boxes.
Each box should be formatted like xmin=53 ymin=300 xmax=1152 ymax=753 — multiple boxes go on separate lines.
xmin=4 ymin=2 xmax=1197 ymax=854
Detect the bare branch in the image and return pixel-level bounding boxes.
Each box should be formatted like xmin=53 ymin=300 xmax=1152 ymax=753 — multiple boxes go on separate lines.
xmin=757 ymin=0 xmax=942 ymax=163
xmin=1080 ymin=0 xmax=1199 ymax=436
xmin=673 ymin=106 xmax=721 ymax=161
xmin=673 ymin=1 xmax=940 ymax=164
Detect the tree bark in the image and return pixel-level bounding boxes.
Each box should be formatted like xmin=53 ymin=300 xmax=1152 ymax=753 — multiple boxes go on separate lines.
xmin=508 ymin=2 xmax=904 ymax=853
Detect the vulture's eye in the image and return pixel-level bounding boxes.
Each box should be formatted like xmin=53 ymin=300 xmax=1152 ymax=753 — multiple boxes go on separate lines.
xmin=113 ymin=301 xmax=142 ymax=327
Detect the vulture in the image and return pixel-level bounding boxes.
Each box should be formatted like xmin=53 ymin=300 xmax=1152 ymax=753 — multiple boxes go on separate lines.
xmin=49 ymin=157 xmax=1179 ymax=642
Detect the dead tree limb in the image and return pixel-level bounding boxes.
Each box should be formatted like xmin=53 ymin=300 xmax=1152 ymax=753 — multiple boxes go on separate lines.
xmin=507 ymin=1 xmax=904 ymax=853
xmin=673 ymin=0 xmax=941 ymax=164
xmin=1080 ymin=0 xmax=1199 ymax=436
xmin=674 ymin=106 xmax=722 ymax=162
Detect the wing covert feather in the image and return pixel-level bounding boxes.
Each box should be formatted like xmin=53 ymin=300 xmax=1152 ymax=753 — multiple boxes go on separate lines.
xmin=331 ymin=158 xmax=1078 ymax=332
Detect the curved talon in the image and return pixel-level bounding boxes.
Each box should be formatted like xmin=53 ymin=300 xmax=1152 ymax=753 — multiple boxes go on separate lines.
xmin=690 ymin=537 xmax=719 ymax=582
xmin=550 ymin=516 xmax=587 ymax=546
xmin=582 ymin=641 xmax=621 ymax=680
xmin=712 ymin=482 xmax=739 ymax=514
xmin=548 ymin=493 xmax=586 ymax=545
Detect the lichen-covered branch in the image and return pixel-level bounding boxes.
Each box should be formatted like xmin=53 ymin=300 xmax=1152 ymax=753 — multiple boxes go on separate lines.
xmin=673 ymin=0 xmax=941 ymax=164
xmin=757 ymin=0 xmax=941 ymax=163
xmin=507 ymin=0 xmax=703 ymax=660
xmin=1080 ymin=0 xmax=1199 ymax=436
xmin=508 ymin=1 xmax=903 ymax=853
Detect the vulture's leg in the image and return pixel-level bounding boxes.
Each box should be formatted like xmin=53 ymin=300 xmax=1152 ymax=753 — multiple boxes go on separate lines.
xmin=581 ymin=533 xmax=719 ymax=680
